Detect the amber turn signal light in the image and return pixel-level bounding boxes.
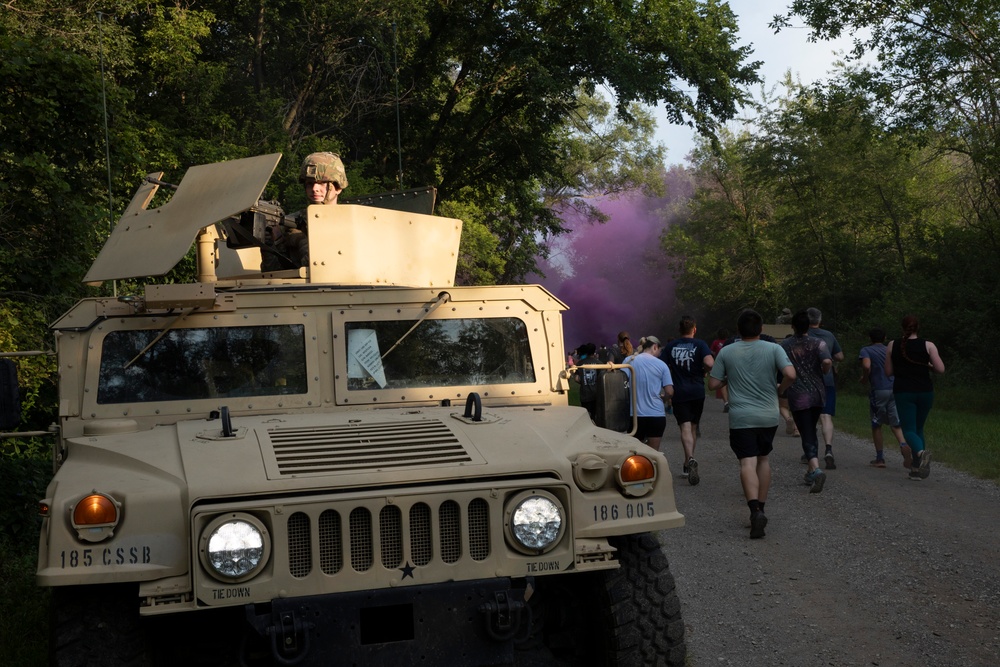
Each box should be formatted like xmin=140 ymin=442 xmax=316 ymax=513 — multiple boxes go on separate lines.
xmin=619 ymin=455 xmax=655 ymax=483
xmin=73 ymin=494 xmax=119 ymax=526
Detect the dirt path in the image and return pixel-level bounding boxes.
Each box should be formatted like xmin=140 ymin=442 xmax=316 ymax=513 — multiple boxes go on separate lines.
xmin=655 ymin=401 xmax=1000 ymax=667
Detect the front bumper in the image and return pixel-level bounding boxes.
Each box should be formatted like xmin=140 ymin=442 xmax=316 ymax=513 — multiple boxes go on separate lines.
xmin=246 ymin=578 xmax=529 ymax=666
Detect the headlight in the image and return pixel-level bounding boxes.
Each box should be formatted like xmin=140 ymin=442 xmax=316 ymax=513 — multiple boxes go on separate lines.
xmin=200 ymin=514 xmax=270 ymax=583
xmin=504 ymin=490 xmax=566 ymax=555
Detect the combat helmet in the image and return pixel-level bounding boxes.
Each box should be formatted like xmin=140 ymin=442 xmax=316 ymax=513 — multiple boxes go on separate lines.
xmin=299 ymin=152 xmax=348 ymax=204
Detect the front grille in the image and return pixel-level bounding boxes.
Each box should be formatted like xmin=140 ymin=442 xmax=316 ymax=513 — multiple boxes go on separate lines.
xmin=264 ymin=419 xmax=475 ymax=477
xmin=286 ymin=496 xmax=491 ymax=579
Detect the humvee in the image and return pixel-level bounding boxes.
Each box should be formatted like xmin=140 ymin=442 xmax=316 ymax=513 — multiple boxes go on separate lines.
xmin=34 ymin=154 xmax=686 ymax=666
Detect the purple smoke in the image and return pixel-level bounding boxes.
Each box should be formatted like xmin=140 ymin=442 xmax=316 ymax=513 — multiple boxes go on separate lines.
xmin=531 ymin=167 xmax=695 ymax=352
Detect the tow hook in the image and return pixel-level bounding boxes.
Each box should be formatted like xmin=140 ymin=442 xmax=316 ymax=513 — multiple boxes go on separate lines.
xmin=478 ymin=590 xmax=528 ymax=641
xmin=247 ymin=607 xmax=314 ymax=666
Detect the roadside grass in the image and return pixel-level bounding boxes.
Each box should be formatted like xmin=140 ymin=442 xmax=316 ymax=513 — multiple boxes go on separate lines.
xmin=836 ymin=388 xmax=1000 ymax=481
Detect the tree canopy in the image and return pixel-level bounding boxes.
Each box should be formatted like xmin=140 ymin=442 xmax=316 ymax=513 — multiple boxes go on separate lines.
xmin=1 ymin=0 xmax=758 ymax=303
xmin=663 ymin=71 xmax=998 ymax=381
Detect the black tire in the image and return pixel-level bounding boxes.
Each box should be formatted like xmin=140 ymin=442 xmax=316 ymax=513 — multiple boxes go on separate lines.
xmin=519 ymin=532 xmax=686 ymax=666
xmin=50 ymin=584 xmax=152 ymax=667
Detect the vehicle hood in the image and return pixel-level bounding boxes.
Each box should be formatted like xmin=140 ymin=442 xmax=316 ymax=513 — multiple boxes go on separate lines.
xmin=69 ymin=405 xmax=638 ymax=503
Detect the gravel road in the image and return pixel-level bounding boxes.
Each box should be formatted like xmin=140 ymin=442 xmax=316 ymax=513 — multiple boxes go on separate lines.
xmin=654 ymin=401 xmax=1000 ymax=667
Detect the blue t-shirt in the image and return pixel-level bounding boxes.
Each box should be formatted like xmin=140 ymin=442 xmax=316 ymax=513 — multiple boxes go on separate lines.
xmin=624 ymin=352 xmax=673 ymax=417
xmin=663 ymin=337 xmax=713 ymax=403
xmin=859 ymin=343 xmax=893 ymax=392
xmin=710 ymin=340 xmax=792 ymax=429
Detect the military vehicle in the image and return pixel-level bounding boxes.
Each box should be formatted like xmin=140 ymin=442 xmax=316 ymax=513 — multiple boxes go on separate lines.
xmin=33 ymin=154 xmax=686 ymax=666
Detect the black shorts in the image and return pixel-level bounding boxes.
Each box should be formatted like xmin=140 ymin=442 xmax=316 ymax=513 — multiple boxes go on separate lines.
xmin=634 ymin=416 xmax=667 ymax=442
xmin=728 ymin=426 xmax=778 ymax=459
xmin=672 ymin=399 xmax=705 ymax=426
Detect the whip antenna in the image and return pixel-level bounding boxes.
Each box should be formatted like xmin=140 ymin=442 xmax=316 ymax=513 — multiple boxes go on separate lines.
xmin=97 ymin=12 xmax=116 ymax=295
xmin=393 ymin=22 xmax=403 ymax=189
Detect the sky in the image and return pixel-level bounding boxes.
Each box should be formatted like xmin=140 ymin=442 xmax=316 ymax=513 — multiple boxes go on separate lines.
xmin=656 ymin=1 xmax=859 ymax=164
xmin=539 ymin=2 xmax=861 ymax=350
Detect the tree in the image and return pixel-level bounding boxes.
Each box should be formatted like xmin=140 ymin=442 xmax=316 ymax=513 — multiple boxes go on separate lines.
xmin=662 ymin=78 xmax=964 ymax=330
xmin=774 ymin=1 xmax=1000 ymax=258
xmin=662 ymin=128 xmax=781 ymax=315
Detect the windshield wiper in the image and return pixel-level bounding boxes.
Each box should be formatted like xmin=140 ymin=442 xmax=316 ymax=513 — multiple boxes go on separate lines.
xmin=380 ymin=291 xmax=451 ymax=360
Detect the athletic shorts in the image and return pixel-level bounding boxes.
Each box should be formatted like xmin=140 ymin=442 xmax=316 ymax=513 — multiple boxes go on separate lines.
xmin=634 ymin=416 xmax=667 ymax=442
xmin=672 ymin=399 xmax=705 ymax=426
xmin=729 ymin=426 xmax=778 ymax=460
xmin=822 ymin=384 xmax=837 ymax=416
xmin=869 ymin=389 xmax=900 ymax=428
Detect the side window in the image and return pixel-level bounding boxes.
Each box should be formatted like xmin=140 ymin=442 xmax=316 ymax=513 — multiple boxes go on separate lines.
xmin=97 ymin=325 xmax=307 ymax=403
xmin=345 ymin=318 xmax=535 ymax=389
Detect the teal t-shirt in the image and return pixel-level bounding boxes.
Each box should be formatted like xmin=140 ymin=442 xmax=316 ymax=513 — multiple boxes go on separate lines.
xmin=710 ymin=340 xmax=792 ymax=429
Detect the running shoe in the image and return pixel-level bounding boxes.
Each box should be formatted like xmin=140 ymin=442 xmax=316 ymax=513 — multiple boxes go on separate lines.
xmin=800 ymin=454 xmax=809 ymax=464
xmin=723 ymin=402 xmax=729 ymax=413
xmin=870 ymin=458 xmax=887 ymax=468
xmin=825 ymin=451 xmax=837 ymax=470
xmin=749 ymin=510 xmax=767 ymax=539
xmin=687 ymin=458 xmax=700 ymax=486
xmin=680 ymin=463 xmax=689 ymax=479
xmin=785 ymin=418 xmax=796 ymax=435
xmin=806 ymin=468 xmax=826 ymax=493
xmin=909 ymin=470 xmax=923 ymax=481
xmin=918 ymin=450 xmax=932 ymax=479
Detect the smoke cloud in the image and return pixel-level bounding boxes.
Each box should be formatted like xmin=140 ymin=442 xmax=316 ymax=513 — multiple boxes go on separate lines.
xmin=531 ymin=167 xmax=695 ymax=352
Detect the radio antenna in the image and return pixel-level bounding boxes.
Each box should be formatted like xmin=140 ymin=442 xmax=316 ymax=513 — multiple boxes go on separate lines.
xmin=393 ymin=22 xmax=403 ymax=189
xmin=97 ymin=12 xmax=117 ymax=296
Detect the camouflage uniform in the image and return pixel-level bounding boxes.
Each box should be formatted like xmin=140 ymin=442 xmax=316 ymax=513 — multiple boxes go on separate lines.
xmin=262 ymin=152 xmax=348 ymax=271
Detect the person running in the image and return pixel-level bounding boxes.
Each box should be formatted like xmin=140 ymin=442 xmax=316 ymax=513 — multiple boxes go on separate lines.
xmin=859 ymin=327 xmax=910 ymax=468
xmin=710 ymin=328 xmax=730 ymax=412
xmin=708 ymin=310 xmax=795 ymax=539
xmin=781 ymin=311 xmax=832 ymax=493
xmin=806 ymin=308 xmax=844 ymax=469
xmin=884 ymin=315 xmax=945 ymax=480
xmin=623 ymin=336 xmax=674 ymax=452
xmin=663 ymin=316 xmax=714 ymax=486
xmin=610 ymin=331 xmax=633 ymax=364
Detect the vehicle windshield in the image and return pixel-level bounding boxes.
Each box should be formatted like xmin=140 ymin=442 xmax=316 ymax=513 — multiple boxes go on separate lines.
xmin=345 ymin=318 xmax=535 ymax=390
xmin=97 ymin=325 xmax=308 ymax=403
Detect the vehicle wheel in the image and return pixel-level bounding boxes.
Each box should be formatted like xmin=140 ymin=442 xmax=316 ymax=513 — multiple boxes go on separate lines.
xmin=50 ymin=584 xmax=152 ymax=667
xmin=518 ymin=532 xmax=686 ymax=666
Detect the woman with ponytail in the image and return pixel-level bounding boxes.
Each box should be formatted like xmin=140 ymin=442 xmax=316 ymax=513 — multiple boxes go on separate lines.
xmin=611 ymin=331 xmax=634 ymax=364
xmin=884 ymin=315 xmax=945 ymax=480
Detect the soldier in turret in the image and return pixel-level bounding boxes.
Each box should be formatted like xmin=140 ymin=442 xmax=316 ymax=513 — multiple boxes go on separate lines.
xmin=262 ymin=152 xmax=348 ymax=270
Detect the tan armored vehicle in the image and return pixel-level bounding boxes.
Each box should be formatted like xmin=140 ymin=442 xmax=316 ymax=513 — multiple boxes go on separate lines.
xmin=36 ymin=154 xmax=686 ymax=666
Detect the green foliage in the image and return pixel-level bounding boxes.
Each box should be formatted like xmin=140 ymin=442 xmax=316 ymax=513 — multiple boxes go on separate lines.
xmin=662 ymin=128 xmax=782 ymax=312
xmin=766 ymin=1 xmax=1000 ymax=379
xmin=0 ymin=446 xmax=51 ymax=547
xmin=2 ymin=0 xmax=757 ymax=291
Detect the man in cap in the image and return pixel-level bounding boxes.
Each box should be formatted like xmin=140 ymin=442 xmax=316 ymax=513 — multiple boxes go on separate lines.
xmin=262 ymin=152 xmax=348 ymax=270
